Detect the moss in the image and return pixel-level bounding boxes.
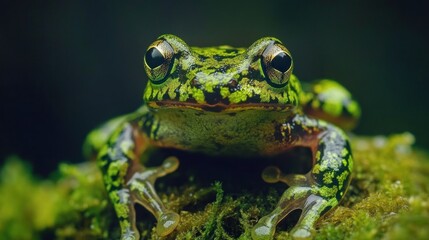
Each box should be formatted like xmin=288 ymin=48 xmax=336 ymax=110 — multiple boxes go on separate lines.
xmin=1 ymin=132 xmax=429 ymax=239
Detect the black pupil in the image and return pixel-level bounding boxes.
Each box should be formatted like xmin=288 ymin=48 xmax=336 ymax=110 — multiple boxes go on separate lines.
xmin=271 ymin=52 xmax=291 ymax=72
xmin=145 ymin=47 xmax=165 ymax=68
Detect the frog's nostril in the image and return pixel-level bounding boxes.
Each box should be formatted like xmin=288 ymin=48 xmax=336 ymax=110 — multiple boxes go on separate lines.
xmin=228 ymin=79 xmax=238 ymax=88
xmin=227 ymin=79 xmax=239 ymax=92
xmin=191 ymin=78 xmax=202 ymax=88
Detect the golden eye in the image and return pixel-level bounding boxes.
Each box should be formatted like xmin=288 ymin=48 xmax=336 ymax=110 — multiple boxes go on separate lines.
xmin=261 ymin=43 xmax=293 ymax=88
xmin=144 ymin=39 xmax=174 ymax=84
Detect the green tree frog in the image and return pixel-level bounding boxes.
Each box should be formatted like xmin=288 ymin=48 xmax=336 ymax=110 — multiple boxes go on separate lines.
xmin=85 ymin=34 xmax=360 ymax=240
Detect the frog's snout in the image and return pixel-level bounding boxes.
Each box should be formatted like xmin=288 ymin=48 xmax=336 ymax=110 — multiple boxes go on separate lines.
xmin=191 ymin=77 xmax=239 ymax=106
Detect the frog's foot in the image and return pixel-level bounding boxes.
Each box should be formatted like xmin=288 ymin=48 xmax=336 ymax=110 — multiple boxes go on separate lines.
xmin=125 ymin=156 xmax=180 ymax=237
xmin=252 ymin=166 xmax=337 ymax=240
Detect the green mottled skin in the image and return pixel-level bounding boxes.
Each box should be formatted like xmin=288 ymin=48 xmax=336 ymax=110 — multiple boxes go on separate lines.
xmin=85 ymin=34 xmax=360 ymax=240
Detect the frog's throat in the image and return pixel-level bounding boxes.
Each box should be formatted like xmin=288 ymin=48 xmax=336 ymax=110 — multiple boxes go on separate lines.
xmin=147 ymin=101 xmax=295 ymax=113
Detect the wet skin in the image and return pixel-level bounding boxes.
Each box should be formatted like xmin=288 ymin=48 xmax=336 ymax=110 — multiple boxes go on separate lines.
xmin=85 ymin=34 xmax=360 ymax=239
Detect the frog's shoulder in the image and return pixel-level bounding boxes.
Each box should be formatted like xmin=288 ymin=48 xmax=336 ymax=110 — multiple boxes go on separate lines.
xmin=83 ymin=105 xmax=150 ymax=160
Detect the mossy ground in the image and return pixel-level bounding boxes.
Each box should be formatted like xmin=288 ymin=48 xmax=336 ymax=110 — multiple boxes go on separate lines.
xmin=1 ymin=132 xmax=428 ymax=240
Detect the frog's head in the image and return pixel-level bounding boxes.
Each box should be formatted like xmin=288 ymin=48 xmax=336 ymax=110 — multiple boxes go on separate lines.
xmin=143 ymin=34 xmax=301 ymax=112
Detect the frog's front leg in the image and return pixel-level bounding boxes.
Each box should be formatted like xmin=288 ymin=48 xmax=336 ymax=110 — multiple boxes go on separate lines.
xmin=98 ymin=121 xmax=180 ymax=239
xmin=252 ymin=115 xmax=353 ymax=240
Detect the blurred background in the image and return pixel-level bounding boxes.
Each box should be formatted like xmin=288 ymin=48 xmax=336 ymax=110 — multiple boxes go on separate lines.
xmin=1 ymin=0 xmax=428 ymax=176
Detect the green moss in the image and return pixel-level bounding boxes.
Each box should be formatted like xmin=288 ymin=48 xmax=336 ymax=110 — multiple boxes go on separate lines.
xmin=1 ymin=132 xmax=429 ymax=239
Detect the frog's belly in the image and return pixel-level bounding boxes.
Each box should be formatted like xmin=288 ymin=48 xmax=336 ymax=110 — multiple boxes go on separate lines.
xmin=190 ymin=143 xmax=275 ymax=157
xmin=155 ymin=136 xmax=280 ymax=157
xmin=149 ymin=109 xmax=294 ymax=157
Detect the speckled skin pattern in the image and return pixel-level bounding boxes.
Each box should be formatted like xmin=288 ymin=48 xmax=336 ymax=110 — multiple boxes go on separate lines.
xmin=85 ymin=34 xmax=360 ymax=240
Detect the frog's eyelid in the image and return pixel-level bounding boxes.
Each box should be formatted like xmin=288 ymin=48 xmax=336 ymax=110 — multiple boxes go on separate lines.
xmin=159 ymin=34 xmax=192 ymax=55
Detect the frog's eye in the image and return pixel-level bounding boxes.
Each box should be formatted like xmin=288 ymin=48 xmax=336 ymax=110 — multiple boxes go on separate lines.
xmin=261 ymin=43 xmax=293 ymax=88
xmin=144 ymin=40 xmax=174 ymax=84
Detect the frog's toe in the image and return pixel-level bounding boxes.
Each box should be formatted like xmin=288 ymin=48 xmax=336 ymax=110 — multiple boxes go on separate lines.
xmin=261 ymin=166 xmax=282 ymax=183
xmin=251 ymin=215 xmax=276 ymax=240
xmin=126 ymin=156 xmax=180 ymax=237
xmin=156 ymin=211 xmax=180 ymax=236
xmin=256 ymin=165 xmax=342 ymax=239
xmin=160 ymin=156 xmax=179 ymax=174
xmin=290 ymin=225 xmax=313 ymax=240
xmin=262 ymin=166 xmax=308 ymax=186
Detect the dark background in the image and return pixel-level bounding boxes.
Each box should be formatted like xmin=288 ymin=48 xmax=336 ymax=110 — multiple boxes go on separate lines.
xmin=1 ymin=0 xmax=428 ymax=176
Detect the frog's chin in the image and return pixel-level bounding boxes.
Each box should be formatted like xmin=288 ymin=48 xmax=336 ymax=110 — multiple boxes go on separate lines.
xmin=147 ymin=101 xmax=294 ymax=113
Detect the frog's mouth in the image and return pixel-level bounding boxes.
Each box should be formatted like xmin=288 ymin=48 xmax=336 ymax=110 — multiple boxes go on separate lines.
xmin=148 ymin=101 xmax=294 ymax=113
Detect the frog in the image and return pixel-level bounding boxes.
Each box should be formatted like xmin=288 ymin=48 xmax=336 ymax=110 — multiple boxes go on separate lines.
xmin=84 ymin=34 xmax=360 ymax=240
